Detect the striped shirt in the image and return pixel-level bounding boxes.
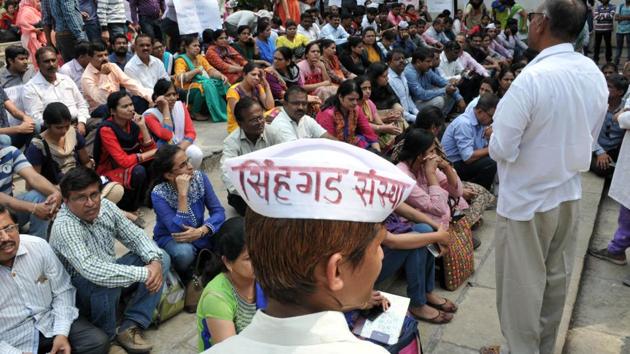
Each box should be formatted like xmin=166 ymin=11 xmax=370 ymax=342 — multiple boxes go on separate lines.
xmin=97 ymin=0 xmax=127 ymax=26
xmin=0 ymin=235 xmax=78 ymax=354
xmin=50 ymin=199 xmax=163 ymax=288
xmin=50 ymin=0 xmax=88 ymax=40
xmin=0 ymin=146 xmax=31 ymax=196
xmin=594 ymin=3 xmax=616 ymax=32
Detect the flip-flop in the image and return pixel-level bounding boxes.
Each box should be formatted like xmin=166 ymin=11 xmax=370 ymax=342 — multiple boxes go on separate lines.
xmin=428 ymin=298 xmax=458 ymax=313
xmin=480 ymin=345 xmax=501 ymax=354
xmin=409 ymin=308 xmax=453 ymax=324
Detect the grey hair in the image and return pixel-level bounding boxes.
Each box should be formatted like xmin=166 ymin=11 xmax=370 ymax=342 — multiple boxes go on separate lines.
xmin=543 ymin=0 xmax=587 ymax=42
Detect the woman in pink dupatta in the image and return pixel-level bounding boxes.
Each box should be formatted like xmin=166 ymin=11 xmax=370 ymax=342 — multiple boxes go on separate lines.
xmin=16 ymin=0 xmax=46 ymax=67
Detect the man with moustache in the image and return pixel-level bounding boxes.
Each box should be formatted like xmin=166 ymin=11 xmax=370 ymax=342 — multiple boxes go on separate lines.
xmin=81 ymin=42 xmax=153 ymax=116
xmin=0 ymin=204 xmax=110 ymax=354
xmin=268 ymin=86 xmax=333 ymax=143
xmin=124 ymin=34 xmax=170 ymax=90
xmin=221 ymin=97 xmax=279 ymax=216
xmin=23 ymin=47 xmax=91 ymax=136
xmin=50 ymin=167 xmax=170 ymax=354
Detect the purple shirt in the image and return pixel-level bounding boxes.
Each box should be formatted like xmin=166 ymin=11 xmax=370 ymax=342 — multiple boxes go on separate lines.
xmin=457 ymin=51 xmax=489 ymax=77
xmin=129 ymin=0 xmax=164 ymax=23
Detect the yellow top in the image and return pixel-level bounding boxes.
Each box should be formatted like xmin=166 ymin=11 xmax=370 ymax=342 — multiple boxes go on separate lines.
xmin=174 ymin=54 xmax=215 ymax=91
xmin=226 ymin=83 xmax=267 ymax=133
xmin=366 ymin=46 xmax=381 ymax=63
xmin=276 ymin=34 xmax=310 ymax=50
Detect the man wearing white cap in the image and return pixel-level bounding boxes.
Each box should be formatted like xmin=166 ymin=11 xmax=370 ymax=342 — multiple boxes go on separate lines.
xmin=207 ymin=138 xmax=416 ymax=354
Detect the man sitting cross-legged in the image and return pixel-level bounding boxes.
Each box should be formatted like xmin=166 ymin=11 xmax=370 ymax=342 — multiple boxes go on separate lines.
xmin=50 ymin=166 xmax=170 ymax=353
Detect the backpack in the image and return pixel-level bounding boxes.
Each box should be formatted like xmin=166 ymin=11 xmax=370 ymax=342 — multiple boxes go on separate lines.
xmin=152 ymin=269 xmax=186 ymax=327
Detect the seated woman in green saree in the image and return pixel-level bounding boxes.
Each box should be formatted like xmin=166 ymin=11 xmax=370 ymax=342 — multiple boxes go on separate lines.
xmin=174 ymin=35 xmax=230 ymax=122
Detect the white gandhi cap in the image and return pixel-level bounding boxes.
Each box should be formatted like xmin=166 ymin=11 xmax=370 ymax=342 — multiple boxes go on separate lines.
xmin=222 ymin=139 xmax=415 ymax=222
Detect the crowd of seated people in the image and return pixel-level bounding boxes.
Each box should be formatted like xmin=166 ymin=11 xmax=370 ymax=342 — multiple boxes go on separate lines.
xmin=8 ymin=1 xmax=628 ymax=353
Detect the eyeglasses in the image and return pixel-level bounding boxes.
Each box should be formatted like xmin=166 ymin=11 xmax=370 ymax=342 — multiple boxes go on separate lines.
xmin=527 ymin=12 xmax=545 ymax=22
xmin=0 ymin=224 xmax=18 ymax=234
xmin=70 ymin=191 xmax=101 ymax=204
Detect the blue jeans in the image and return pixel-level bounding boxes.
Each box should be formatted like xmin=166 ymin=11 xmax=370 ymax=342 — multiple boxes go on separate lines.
xmin=72 ymin=252 xmax=171 ymax=339
xmin=85 ymin=20 xmax=101 ymax=43
xmin=16 ymin=190 xmax=48 ymax=239
xmin=377 ymin=223 xmax=435 ymax=307
xmin=161 ymin=239 xmax=197 ymax=282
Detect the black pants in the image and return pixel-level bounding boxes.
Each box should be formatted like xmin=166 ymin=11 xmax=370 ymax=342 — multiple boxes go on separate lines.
xmin=56 ymin=32 xmax=79 ymax=63
xmin=589 ymin=148 xmax=620 ymax=178
xmin=118 ymin=163 xmax=150 ymax=212
xmin=139 ymin=15 xmax=163 ymax=41
xmin=161 ymin=17 xmax=181 ymax=53
xmin=228 ymin=193 xmax=247 ymax=216
xmin=594 ymin=30 xmax=613 ymax=63
xmin=38 ymin=317 xmax=110 ymax=354
xmin=453 ymin=156 xmax=497 ymax=191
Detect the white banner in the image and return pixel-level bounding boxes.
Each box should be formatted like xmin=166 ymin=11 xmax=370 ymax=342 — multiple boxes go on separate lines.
xmin=174 ymin=0 xmax=223 ymax=35
xmin=427 ymin=0 xmax=453 ymax=14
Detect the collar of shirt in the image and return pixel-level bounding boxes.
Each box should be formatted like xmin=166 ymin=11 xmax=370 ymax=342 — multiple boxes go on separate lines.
xmin=527 ymin=43 xmax=575 ymax=67
xmin=129 ymin=54 xmax=159 ymax=68
xmin=31 ymin=71 xmax=64 ymax=87
xmin=461 ymin=109 xmax=480 ymax=127
xmin=279 ymin=108 xmax=305 ymax=126
xmin=240 ymin=310 xmax=360 ymax=346
xmin=239 ymin=127 xmax=268 ymax=145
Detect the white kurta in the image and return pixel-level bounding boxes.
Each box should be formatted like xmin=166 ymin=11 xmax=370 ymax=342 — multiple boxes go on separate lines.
xmin=204 ymin=310 xmax=389 ymax=354
xmin=609 ymin=111 xmax=630 ymax=209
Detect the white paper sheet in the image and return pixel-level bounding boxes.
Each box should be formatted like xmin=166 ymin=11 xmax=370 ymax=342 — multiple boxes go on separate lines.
xmin=174 ymin=0 xmax=223 ymax=35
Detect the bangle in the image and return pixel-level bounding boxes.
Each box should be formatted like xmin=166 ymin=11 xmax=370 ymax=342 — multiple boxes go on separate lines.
xmin=31 ymin=203 xmax=37 ymax=214
xmin=137 ymin=153 xmax=142 ymax=163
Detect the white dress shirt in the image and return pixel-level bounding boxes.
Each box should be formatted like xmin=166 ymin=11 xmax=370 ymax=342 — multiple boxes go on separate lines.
xmin=297 ymin=23 xmax=320 ymax=42
xmin=319 ymin=23 xmax=349 ymax=45
xmin=0 ymin=235 xmax=78 ymax=354
xmin=489 ymin=43 xmax=608 ymax=221
xmin=58 ymin=59 xmax=86 ymax=94
xmin=439 ymin=51 xmax=465 ymax=81
xmin=22 ymin=72 xmax=91 ymax=125
xmin=124 ymin=54 xmax=170 ymax=90
xmin=268 ymin=108 xmax=326 ymax=143
xmin=204 ymin=310 xmax=389 ymax=354
xmin=387 ymin=67 xmax=419 ymax=122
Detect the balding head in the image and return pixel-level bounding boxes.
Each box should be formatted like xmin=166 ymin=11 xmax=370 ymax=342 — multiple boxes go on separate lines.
xmin=543 ymin=0 xmax=587 ymax=42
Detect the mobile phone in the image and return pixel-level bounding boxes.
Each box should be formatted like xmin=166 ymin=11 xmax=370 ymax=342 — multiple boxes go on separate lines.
xmin=427 ymin=244 xmax=440 ymax=257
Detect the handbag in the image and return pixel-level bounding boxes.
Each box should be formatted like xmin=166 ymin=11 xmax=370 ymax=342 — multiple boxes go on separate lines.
xmin=152 ymin=269 xmax=185 ymax=327
xmin=436 ymin=197 xmax=475 ymax=291
xmin=184 ymin=248 xmax=217 ymax=313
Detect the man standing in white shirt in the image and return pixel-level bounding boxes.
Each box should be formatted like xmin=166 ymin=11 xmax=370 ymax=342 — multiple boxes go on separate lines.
xmin=484 ymin=1 xmax=608 ymax=353
xmin=268 ymin=86 xmax=332 ymax=143
xmin=124 ymin=34 xmax=170 ymax=90
xmin=23 ymin=47 xmax=91 ymax=136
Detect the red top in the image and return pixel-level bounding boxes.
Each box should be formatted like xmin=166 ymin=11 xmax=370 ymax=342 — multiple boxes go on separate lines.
xmin=96 ymin=120 xmax=156 ymax=184
xmin=316 ymin=106 xmax=378 ymax=148
xmin=144 ymin=107 xmax=197 ymax=143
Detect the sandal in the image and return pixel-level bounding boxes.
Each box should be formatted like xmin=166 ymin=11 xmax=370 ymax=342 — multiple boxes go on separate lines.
xmin=191 ymin=113 xmax=210 ymax=121
xmin=479 ymin=345 xmax=501 ymax=354
xmin=428 ymin=298 xmax=458 ymax=313
xmin=409 ymin=307 xmax=453 ymax=324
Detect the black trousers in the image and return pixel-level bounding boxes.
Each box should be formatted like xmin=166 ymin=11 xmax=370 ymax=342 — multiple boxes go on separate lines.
xmin=453 ymin=156 xmax=497 ymax=191
xmin=38 ymin=317 xmax=110 ymax=354
xmin=594 ymin=30 xmax=613 ymax=63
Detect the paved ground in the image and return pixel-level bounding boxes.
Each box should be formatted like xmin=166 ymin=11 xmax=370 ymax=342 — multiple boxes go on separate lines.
xmin=564 ymin=193 xmax=630 ymax=354
xmin=110 ymin=121 xmax=614 ymax=354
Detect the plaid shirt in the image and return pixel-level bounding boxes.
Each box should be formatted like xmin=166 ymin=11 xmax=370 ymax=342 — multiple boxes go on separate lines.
xmin=48 ymin=0 xmax=88 ymax=40
xmin=50 ymin=199 xmax=163 ymax=288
